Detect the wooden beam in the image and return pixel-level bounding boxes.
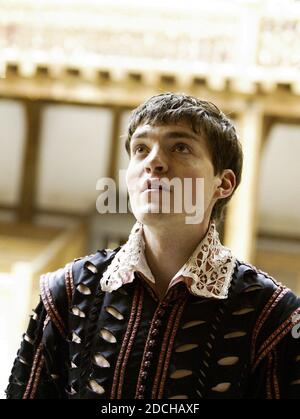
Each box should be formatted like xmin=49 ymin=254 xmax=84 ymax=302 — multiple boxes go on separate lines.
xmin=0 ymin=204 xmax=17 ymax=212
xmin=2 ymin=75 xmax=300 ymax=118
xmin=0 ymin=203 xmax=92 ymax=226
xmin=260 ymin=115 xmax=276 ymax=152
xmin=270 ymin=116 xmax=300 ymax=126
xmin=108 ymin=107 xmax=122 ymax=180
xmin=32 ymin=207 xmax=91 ymax=220
xmin=0 ymin=220 xmax=62 ymax=240
xmin=257 ymin=231 xmax=300 ymax=243
xmin=18 ymin=100 xmax=42 ymax=222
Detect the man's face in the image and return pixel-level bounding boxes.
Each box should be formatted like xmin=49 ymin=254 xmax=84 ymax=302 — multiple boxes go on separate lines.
xmin=126 ymin=122 xmax=222 ymax=226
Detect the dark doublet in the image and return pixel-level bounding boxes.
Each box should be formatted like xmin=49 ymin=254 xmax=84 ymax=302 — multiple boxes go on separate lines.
xmin=6 ymin=249 xmax=300 ymax=399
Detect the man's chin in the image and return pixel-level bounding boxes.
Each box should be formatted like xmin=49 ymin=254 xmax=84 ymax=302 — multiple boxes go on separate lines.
xmin=134 ymin=208 xmax=184 ymax=226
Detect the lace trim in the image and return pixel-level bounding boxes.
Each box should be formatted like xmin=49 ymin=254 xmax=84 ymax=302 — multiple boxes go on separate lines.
xmin=175 ymin=223 xmax=236 ymax=298
xmin=101 ymin=222 xmax=146 ymax=292
xmin=100 ymin=221 xmax=236 ymax=299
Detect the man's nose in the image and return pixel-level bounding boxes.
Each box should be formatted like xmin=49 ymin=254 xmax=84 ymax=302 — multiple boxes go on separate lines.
xmin=144 ymin=148 xmax=168 ymax=174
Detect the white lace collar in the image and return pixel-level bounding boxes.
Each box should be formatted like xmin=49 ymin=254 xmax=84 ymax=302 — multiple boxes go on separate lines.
xmin=100 ymin=221 xmax=236 ymax=299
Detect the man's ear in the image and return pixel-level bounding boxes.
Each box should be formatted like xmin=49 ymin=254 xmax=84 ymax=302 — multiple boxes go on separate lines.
xmin=215 ymin=169 xmax=236 ymax=200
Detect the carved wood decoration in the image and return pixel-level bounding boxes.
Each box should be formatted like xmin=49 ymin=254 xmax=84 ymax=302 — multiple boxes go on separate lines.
xmin=0 ymin=0 xmax=299 ymax=115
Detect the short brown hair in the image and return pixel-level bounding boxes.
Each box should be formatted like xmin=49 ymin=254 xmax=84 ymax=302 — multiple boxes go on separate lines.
xmin=125 ymin=92 xmax=243 ymax=221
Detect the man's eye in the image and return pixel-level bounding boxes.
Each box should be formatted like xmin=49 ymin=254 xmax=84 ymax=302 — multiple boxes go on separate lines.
xmin=173 ymin=143 xmax=190 ymax=153
xmin=133 ymin=145 xmax=147 ymax=154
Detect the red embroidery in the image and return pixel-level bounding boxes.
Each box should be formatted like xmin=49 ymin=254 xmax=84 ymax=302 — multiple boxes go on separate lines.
xmin=157 ymin=293 xmax=188 ymax=398
xmin=40 ymin=273 xmax=67 ymax=337
xmin=251 ymin=287 xmax=287 ymax=366
xmin=252 ymin=307 xmax=300 ymax=371
xmin=273 ymin=349 xmax=280 ymax=399
xmin=65 ymin=262 xmax=75 ymax=308
xmin=266 ymin=352 xmax=273 ymax=399
xmin=110 ymin=284 xmax=143 ymax=399
xmin=151 ymin=304 xmax=179 ymax=398
xmin=23 ymin=316 xmax=49 ymax=399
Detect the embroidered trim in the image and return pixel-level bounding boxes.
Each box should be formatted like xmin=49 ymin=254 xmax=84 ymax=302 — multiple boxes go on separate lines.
xmin=251 ymin=286 xmax=287 ymax=365
xmin=101 ymin=221 xmax=236 ymax=300
xmin=40 ymin=273 xmax=67 ymax=337
xmin=110 ymin=284 xmax=143 ymax=399
xmin=23 ymin=316 xmax=49 ymax=399
xmin=117 ymin=286 xmax=144 ymax=399
xmin=152 ymin=301 xmax=180 ymax=398
xmin=135 ymin=295 xmax=171 ymax=398
xmin=252 ymin=306 xmax=300 ymax=371
xmin=23 ymin=343 xmax=44 ymax=399
xmin=29 ymin=352 xmax=45 ymax=399
xmin=157 ymin=292 xmax=188 ymax=399
xmin=273 ymin=349 xmax=280 ymax=399
xmin=110 ymin=287 xmax=140 ymax=399
xmin=266 ymin=352 xmax=272 ymax=399
xmin=266 ymin=350 xmax=280 ymax=399
xmin=257 ymin=305 xmax=299 ymax=358
xmin=64 ymin=262 xmax=75 ymax=308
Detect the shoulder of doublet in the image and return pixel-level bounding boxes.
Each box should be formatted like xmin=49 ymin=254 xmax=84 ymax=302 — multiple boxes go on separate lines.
xmin=39 ymin=248 xmax=120 ymax=336
xmin=234 ymin=260 xmax=284 ymax=296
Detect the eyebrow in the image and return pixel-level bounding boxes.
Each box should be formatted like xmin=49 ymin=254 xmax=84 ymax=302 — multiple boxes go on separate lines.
xmin=131 ymin=130 xmax=199 ymax=143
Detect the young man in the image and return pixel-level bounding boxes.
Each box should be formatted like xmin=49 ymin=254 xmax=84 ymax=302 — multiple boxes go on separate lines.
xmin=6 ymin=93 xmax=300 ymax=399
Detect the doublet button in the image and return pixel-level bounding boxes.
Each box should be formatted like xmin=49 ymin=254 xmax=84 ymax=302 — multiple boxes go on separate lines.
xmin=154 ymin=319 xmax=162 ymax=327
xmin=141 ymin=372 xmax=148 ymax=379
xmin=151 ymin=328 xmax=159 ymax=336
xmin=149 ymin=340 xmax=156 ymax=347
xmin=145 ymin=351 xmax=153 ymax=359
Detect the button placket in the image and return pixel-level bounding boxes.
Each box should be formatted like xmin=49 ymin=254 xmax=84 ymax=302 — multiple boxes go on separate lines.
xmin=136 ymin=295 xmax=173 ymax=398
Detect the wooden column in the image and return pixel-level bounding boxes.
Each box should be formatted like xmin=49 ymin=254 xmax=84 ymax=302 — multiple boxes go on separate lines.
xmin=224 ymin=102 xmax=265 ymax=262
xmin=108 ymin=107 xmax=122 ymax=180
xmin=18 ymin=100 xmax=42 ymax=222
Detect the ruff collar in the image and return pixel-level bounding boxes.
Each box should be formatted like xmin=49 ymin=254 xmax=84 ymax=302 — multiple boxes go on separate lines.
xmin=100 ymin=221 xmax=236 ymax=299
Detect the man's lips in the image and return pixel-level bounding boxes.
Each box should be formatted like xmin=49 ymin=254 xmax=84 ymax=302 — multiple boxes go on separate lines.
xmin=141 ymin=178 xmax=171 ymax=193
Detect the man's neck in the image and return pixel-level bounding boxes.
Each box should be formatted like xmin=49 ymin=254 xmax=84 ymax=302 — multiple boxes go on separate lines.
xmin=143 ymin=217 xmax=211 ymax=292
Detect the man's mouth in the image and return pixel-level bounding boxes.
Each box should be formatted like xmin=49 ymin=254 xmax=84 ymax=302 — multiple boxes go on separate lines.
xmin=142 ymin=178 xmax=171 ymax=192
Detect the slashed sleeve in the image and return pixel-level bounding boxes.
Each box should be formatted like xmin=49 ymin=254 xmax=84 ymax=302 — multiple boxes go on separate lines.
xmin=248 ymin=287 xmax=300 ymax=399
xmin=6 ymin=267 xmax=71 ymax=399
